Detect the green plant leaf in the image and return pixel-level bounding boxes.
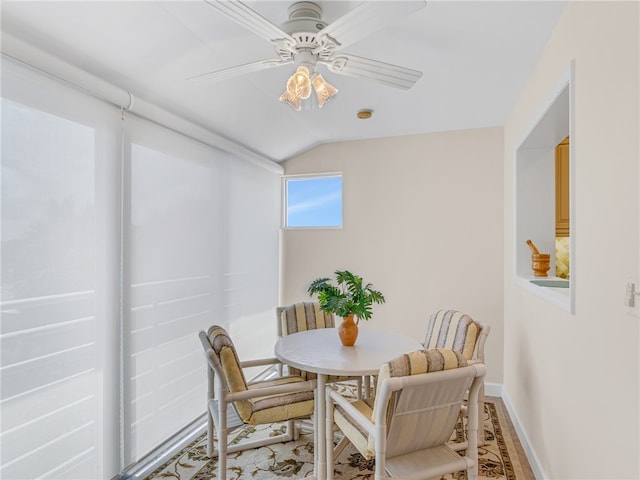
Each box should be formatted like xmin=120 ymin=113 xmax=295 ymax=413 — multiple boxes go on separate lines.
xmin=307 ymin=270 xmax=385 ymax=320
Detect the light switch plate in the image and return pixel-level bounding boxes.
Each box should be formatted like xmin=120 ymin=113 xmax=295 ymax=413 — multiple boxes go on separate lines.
xmin=626 ymin=277 xmax=640 ymax=317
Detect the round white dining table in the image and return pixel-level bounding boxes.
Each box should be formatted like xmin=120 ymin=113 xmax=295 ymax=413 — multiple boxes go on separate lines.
xmin=274 ymin=328 xmax=422 ymax=480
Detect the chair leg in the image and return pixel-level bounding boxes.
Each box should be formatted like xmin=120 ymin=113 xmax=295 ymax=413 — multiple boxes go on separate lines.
xmin=207 ymin=365 xmax=216 ymax=457
xmin=287 ymin=419 xmax=298 ymax=441
xmin=218 ymin=400 xmax=228 ymax=480
xmin=478 ymin=383 xmax=486 ymax=446
xmin=368 ymin=375 xmax=378 ymax=398
xmin=326 ymin=389 xmax=335 ymax=480
xmin=207 ymin=408 xmax=215 ymax=457
xmin=467 ymin=398 xmax=479 ymax=480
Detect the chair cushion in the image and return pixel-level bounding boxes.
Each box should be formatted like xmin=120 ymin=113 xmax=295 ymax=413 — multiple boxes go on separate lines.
xmin=424 ymin=310 xmax=480 ymax=360
xmin=334 ymin=349 xmax=467 ymax=459
xmin=279 ymin=302 xmax=335 ymax=335
xmin=208 ymin=326 xmax=253 ymax=421
xmin=279 ymin=302 xmax=347 ymax=381
xmin=246 ymin=376 xmax=315 ymax=425
xmin=380 ymin=348 xmax=468 ymax=380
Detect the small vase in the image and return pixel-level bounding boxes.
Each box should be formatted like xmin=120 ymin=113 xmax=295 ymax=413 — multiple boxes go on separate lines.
xmin=338 ymin=314 xmax=358 ymax=346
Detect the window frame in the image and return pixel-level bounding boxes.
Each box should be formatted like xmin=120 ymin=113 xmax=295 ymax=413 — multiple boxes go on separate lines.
xmin=282 ymin=173 xmax=344 ymax=230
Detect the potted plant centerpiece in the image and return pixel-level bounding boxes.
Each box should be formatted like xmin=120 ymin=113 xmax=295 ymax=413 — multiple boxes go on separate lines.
xmin=307 ymin=270 xmax=386 ymax=346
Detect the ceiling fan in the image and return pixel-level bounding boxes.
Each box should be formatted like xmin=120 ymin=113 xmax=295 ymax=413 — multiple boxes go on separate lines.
xmin=190 ymin=0 xmax=427 ymax=110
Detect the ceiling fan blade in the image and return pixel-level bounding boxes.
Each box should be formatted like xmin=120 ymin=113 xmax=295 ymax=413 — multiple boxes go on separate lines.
xmin=322 ymin=54 xmax=422 ymax=90
xmin=203 ymin=0 xmax=294 ymax=46
xmin=316 ymin=1 xmax=426 ymax=53
xmin=188 ymin=58 xmax=292 ymax=83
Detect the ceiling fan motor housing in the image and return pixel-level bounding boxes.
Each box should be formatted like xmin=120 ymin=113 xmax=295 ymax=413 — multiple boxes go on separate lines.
xmin=288 ymin=1 xmax=322 ymax=20
xmin=281 ymin=1 xmax=328 ymax=49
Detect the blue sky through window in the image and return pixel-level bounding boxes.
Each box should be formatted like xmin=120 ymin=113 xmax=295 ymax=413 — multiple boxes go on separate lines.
xmin=286 ymin=176 xmax=342 ymax=227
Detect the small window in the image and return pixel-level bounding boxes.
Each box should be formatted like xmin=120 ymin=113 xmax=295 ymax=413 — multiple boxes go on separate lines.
xmin=284 ymin=174 xmax=342 ymax=228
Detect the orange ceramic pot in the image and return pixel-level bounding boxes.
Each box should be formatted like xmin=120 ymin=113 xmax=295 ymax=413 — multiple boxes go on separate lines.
xmin=338 ymin=314 xmax=359 ymax=346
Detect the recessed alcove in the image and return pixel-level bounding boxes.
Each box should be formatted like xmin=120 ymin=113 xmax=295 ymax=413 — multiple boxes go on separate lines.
xmin=515 ymin=63 xmax=575 ymax=313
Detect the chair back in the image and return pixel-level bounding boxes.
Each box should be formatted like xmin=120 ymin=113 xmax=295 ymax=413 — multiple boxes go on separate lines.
xmin=277 ymin=301 xmax=335 ymax=336
xmin=372 ymin=349 xmax=477 ymax=459
xmin=199 ymin=325 xmax=253 ymax=422
xmin=277 ymin=302 xmax=335 ymax=380
xmin=276 ymin=302 xmax=360 ymax=388
xmin=424 ymin=309 xmax=490 ymax=362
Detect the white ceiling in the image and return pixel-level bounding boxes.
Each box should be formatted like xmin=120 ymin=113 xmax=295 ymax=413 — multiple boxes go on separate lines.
xmin=1 ymin=1 xmax=567 ymax=162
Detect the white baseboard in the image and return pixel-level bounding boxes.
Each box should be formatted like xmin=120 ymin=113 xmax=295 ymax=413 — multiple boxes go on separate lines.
xmin=500 ymin=388 xmax=546 ymax=480
xmin=484 ymin=381 xmax=502 ymax=398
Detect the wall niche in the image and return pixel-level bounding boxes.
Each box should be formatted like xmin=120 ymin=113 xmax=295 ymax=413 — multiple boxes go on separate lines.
xmin=515 ymin=63 xmax=575 ymax=313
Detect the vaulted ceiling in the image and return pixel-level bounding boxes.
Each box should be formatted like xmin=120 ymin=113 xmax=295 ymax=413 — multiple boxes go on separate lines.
xmin=1 ymin=1 xmax=567 ymax=162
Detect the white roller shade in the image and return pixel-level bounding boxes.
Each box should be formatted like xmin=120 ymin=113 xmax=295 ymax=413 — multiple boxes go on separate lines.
xmin=1 ymin=58 xmax=121 ymax=479
xmin=1 ymin=53 xmax=282 ymax=478
xmin=122 ymin=113 xmax=280 ymax=464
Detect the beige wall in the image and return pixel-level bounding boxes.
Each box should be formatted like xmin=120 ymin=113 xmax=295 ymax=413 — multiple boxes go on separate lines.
xmin=503 ymin=2 xmax=639 ymax=478
xmin=281 ymin=127 xmax=504 ymax=385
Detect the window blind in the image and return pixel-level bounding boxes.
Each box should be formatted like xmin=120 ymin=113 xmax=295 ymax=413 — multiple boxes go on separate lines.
xmin=1 ymin=58 xmax=121 ymax=479
xmin=1 ymin=55 xmax=281 ymax=478
xmin=122 ymin=114 xmax=280 ymax=462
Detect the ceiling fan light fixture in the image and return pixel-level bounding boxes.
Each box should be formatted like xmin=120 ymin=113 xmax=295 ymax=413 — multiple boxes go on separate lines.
xmin=311 ymin=73 xmax=338 ymax=108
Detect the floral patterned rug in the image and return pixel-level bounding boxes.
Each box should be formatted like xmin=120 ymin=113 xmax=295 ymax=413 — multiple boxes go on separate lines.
xmin=144 ymin=398 xmax=527 ymax=480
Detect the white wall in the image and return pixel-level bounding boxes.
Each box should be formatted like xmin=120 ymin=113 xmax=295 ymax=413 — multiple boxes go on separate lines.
xmin=281 ymin=127 xmax=504 ymax=385
xmin=503 ymin=2 xmax=639 ymax=478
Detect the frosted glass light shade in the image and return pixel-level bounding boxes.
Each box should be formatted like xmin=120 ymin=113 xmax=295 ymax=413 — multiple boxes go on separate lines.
xmin=279 ymin=66 xmax=312 ymax=111
xmin=311 ymin=73 xmax=338 ymax=108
